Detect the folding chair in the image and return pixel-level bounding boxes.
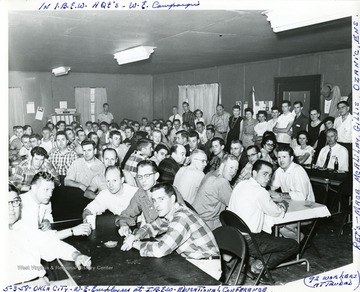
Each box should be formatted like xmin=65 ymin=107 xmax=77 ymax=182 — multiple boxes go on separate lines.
xmin=213 ymin=226 xmax=247 ymax=285
xmin=220 ymin=210 xmax=275 ymax=285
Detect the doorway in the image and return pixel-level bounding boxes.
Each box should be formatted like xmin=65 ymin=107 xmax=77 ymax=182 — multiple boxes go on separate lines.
xmin=274 ymin=75 xmax=321 ymax=115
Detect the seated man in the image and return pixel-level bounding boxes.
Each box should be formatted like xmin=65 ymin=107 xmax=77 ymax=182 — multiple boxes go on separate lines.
xmin=234 ymin=145 xmax=261 ymax=185
xmin=124 ymin=138 xmax=153 ymax=177
xmin=82 ymin=166 xmax=138 ymax=219
xmin=9 ymin=125 xmax=24 ymax=156
xmin=99 ymin=122 xmax=110 ymax=147
xmin=18 ymin=134 xmax=32 ymax=159
xmin=193 ymin=154 xmax=239 ymax=230
xmin=158 ymin=144 xmax=186 ymax=184
xmin=49 ymin=131 xmax=78 ymax=184
xmin=175 ymin=130 xmax=190 ymax=156
xmin=7 ymin=183 xmax=91 ymax=286
xmin=150 ymin=144 xmax=169 ymax=166
xmin=196 ymin=121 xmax=207 ymax=145
xmin=85 ymin=148 xmax=136 ymax=200
xmin=74 ymin=128 xmax=87 ymax=156
xmin=51 ymin=140 xmax=105 ymax=220
xmin=270 ymin=145 xmax=315 ymax=240
xmin=11 ymin=146 xmax=59 ymax=192
xmin=203 ymin=126 xmax=215 ymax=160
xmin=188 ymin=130 xmax=202 ymax=153
xmin=121 ymin=183 xmax=221 ymax=280
xmin=316 ymin=128 xmax=349 ymax=172
xmin=102 ymin=130 xmax=129 ymax=163
xmin=40 ymin=127 xmax=54 ymax=154
xmin=15 ymin=172 xmax=91 ymax=240
xmin=29 ymin=133 xmax=42 ymax=149
xmin=229 ymin=160 xmax=298 ymax=281
xmin=116 ymin=160 xmax=161 ymax=236
xmin=151 ymin=129 xmax=163 ymax=148
xmin=173 ymin=149 xmax=207 ymax=204
xmin=64 ymin=140 xmax=105 ymax=191
xmin=205 ymin=137 xmax=226 ymax=173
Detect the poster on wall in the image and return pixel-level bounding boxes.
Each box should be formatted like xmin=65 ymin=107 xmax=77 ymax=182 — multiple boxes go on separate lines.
xmin=35 ymin=106 xmax=44 ymax=120
xmin=26 ymin=102 xmax=35 ymax=114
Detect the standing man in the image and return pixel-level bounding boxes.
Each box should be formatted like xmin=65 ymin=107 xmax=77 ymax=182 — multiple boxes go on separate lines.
xmin=205 ymin=137 xmax=226 ymax=173
xmin=182 ymin=101 xmax=196 ymax=129
xmin=273 ymin=101 xmax=294 ymax=146
xmin=229 ymin=160 xmax=298 ymax=281
xmin=98 ymin=102 xmax=114 ymax=124
xmin=210 ymin=104 xmax=231 ymax=140
xmin=193 ymin=154 xmax=239 ymax=230
xmin=334 ymin=101 xmax=352 ymax=171
xmin=169 ymin=106 xmax=183 ymax=124
xmin=291 ymin=101 xmax=309 ymax=148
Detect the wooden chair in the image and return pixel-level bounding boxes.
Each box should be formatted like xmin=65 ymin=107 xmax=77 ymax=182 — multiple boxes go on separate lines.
xmin=213 ymin=226 xmax=247 ymax=285
xmin=220 ymin=210 xmax=275 ymax=285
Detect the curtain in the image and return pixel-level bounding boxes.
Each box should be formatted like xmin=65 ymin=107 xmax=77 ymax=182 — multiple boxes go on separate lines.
xmin=9 ymin=87 xmax=24 ymax=132
xmin=75 ymin=88 xmax=91 ymax=125
xmin=94 ymin=88 xmax=107 ymax=118
xmin=178 ymin=83 xmax=219 ymax=124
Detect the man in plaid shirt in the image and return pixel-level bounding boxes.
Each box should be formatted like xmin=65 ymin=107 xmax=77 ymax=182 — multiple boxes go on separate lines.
xmin=124 ymin=139 xmax=153 ymax=177
xmin=49 ymin=131 xmax=78 ymax=184
xmin=121 ymin=183 xmax=221 ymax=280
xmin=11 ymin=146 xmax=59 ymax=192
xmin=182 ymin=102 xmax=196 ymax=129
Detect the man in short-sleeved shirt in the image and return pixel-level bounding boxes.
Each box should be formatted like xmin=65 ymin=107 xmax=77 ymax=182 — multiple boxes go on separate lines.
xmin=97 ymin=102 xmax=114 ymax=124
xmin=273 ymin=101 xmax=294 ymax=145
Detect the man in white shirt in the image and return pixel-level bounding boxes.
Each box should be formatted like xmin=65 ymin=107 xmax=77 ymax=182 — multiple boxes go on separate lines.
xmin=169 ymin=106 xmax=183 ymax=124
xmin=266 ymin=106 xmax=280 ymax=131
xmin=316 ymin=128 xmax=349 ymax=172
xmin=229 ymin=160 xmax=298 ymax=280
xmin=97 ymin=102 xmax=114 ymax=124
xmin=334 ymin=100 xmax=352 ymax=171
xmin=270 ymin=145 xmax=315 ymax=240
xmin=173 ymin=149 xmax=207 ymax=204
xmin=83 ymin=166 xmax=138 ymax=219
xmin=102 ymin=130 xmax=129 ymax=163
xmin=273 ymin=101 xmax=294 ymax=146
xmin=7 ymin=183 xmax=92 ymax=286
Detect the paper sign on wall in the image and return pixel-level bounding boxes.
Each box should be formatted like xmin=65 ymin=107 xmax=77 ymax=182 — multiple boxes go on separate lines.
xmin=26 ymin=102 xmax=35 ymax=114
xmin=35 ymin=106 xmax=44 ymax=120
xmin=59 ymin=101 xmax=68 ymax=109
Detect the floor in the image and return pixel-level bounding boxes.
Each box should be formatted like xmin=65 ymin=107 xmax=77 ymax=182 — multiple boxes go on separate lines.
xmin=227 ymin=214 xmax=353 ymax=286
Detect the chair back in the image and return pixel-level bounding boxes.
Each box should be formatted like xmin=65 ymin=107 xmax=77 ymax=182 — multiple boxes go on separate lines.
xmin=220 ymin=209 xmax=251 ymax=235
xmin=213 ymin=226 xmax=247 ymax=285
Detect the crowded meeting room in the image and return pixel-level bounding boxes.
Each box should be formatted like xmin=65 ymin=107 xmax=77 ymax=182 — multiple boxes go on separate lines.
xmin=5 ymin=3 xmax=356 ymax=288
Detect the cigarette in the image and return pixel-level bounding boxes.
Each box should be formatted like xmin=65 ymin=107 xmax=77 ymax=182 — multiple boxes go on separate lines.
xmin=84 ymin=257 xmax=91 ymax=266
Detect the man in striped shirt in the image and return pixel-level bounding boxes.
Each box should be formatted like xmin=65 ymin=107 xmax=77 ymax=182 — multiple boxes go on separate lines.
xmin=121 ymin=182 xmax=221 ymax=280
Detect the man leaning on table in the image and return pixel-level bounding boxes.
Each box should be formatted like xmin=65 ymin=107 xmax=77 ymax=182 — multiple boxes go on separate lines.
xmin=269 ymin=145 xmax=315 ymax=240
xmin=228 ymin=160 xmax=298 ymax=283
xmin=7 ymin=183 xmax=92 ymax=286
xmin=121 ymin=182 xmax=222 ymax=280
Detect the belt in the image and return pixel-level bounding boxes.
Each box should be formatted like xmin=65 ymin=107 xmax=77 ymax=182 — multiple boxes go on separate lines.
xmin=14 ymin=276 xmax=41 ymax=285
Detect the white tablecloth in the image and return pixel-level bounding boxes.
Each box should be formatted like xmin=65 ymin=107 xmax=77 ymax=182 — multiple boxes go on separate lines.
xmin=264 ymin=200 xmax=331 ymax=231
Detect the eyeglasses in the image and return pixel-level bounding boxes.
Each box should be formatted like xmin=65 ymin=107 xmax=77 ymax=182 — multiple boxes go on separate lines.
xmin=137 ymin=173 xmax=155 ymax=180
xmin=37 ymin=172 xmax=54 ymax=179
xmin=8 ymin=198 xmax=21 ymax=208
xmin=193 ymin=158 xmax=208 ymax=164
xmin=265 ymin=143 xmax=275 ymax=147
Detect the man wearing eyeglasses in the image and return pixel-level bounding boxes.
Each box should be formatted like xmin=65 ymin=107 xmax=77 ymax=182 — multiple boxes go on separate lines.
xmin=234 ymin=145 xmax=261 ymax=185
xmin=7 ymin=183 xmax=92 ymax=286
xmin=116 ymin=160 xmax=185 ymax=236
xmin=173 ymin=149 xmax=207 ymax=204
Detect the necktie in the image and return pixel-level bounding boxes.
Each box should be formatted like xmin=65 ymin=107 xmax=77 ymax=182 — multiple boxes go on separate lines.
xmin=323 ymin=147 xmax=332 ymax=168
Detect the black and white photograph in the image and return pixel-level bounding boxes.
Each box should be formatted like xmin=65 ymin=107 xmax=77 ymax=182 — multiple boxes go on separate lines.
xmin=3 ymin=0 xmax=360 ymax=290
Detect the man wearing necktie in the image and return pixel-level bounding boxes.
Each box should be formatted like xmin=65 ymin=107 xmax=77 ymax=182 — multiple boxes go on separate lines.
xmin=315 ymin=129 xmax=349 ymax=171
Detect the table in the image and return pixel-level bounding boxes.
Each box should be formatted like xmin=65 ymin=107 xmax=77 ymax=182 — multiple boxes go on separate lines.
xmin=306 ymin=168 xmax=351 ymax=214
xmin=264 ymin=200 xmax=331 ymax=271
xmin=58 ymin=213 xmax=220 ymax=286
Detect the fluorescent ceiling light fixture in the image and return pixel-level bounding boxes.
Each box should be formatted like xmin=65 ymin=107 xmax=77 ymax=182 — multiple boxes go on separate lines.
xmin=114 ymin=46 xmax=156 ymax=65
xmin=52 ymin=66 xmax=71 ymax=76
xmin=263 ymin=7 xmax=352 ymax=33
